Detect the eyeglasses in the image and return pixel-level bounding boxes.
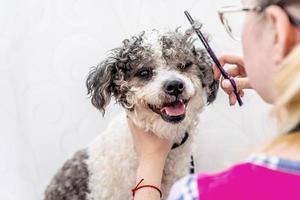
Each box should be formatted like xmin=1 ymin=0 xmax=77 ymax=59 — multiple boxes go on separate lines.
xmin=218 ymin=6 xmax=259 ymax=41
xmin=218 ymin=5 xmax=300 ymax=41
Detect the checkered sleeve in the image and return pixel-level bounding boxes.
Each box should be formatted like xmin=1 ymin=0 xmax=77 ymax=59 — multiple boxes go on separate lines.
xmin=247 ymin=153 xmax=300 ymax=174
xmin=247 ymin=154 xmax=280 ymax=170
xmin=167 ymin=174 xmax=199 ymax=200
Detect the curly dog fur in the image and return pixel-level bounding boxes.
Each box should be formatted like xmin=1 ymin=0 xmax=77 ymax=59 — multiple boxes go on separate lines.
xmin=44 ymin=24 xmax=219 ymax=200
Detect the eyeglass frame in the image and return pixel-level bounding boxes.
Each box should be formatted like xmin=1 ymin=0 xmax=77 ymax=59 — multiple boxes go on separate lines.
xmin=218 ymin=5 xmax=300 ymax=41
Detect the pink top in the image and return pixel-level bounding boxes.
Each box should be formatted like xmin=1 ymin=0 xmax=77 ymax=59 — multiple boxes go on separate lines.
xmin=197 ymin=163 xmax=300 ymax=200
xmin=167 ymin=154 xmax=300 ymax=200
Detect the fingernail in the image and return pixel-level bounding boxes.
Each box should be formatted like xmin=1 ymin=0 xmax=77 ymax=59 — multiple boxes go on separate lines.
xmin=222 ymin=80 xmax=231 ymax=88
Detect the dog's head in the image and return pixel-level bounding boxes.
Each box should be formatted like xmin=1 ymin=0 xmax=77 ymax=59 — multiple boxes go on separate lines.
xmin=86 ymin=27 xmax=219 ymax=139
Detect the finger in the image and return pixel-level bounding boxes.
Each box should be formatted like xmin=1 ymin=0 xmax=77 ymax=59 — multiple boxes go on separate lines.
xmin=212 ymin=58 xmax=230 ymax=81
xmin=219 ymin=55 xmax=246 ymax=77
xmin=221 ymin=79 xmax=234 ymax=94
xmin=235 ymin=78 xmax=251 ymax=90
xmin=214 ymin=64 xmax=240 ymax=80
xmin=213 ymin=55 xmax=245 ymax=80
xmin=226 ymin=65 xmax=246 ymax=77
xmin=127 ymin=116 xmax=139 ymax=135
xmin=218 ymin=55 xmax=244 ymax=67
xmin=239 ymin=90 xmax=245 ymax=97
xmin=213 ymin=65 xmax=221 ymax=80
xmin=213 ymin=56 xmax=235 ymax=81
xmin=229 ymin=93 xmax=237 ymax=106
xmin=221 ymin=77 xmax=251 ymax=93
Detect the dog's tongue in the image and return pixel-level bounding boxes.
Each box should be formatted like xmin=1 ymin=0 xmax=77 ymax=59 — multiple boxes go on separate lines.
xmin=161 ymin=101 xmax=185 ymax=116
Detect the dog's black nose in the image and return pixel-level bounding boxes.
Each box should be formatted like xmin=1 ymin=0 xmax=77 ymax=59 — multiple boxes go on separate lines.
xmin=164 ymin=79 xmax=185 ymax=96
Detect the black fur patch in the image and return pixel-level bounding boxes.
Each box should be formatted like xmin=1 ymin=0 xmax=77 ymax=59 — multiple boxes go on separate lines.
xmin=44 ymin=149 xmax=90 ymax=200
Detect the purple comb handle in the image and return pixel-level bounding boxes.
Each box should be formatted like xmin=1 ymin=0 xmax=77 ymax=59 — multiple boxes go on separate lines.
xmin=184 ymin=10 xmax=243 ymax=106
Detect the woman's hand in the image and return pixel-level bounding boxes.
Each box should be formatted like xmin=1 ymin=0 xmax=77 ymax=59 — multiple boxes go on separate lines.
xmin=127 ymin=116 xmax=172 ymax=162
xmin=213 ymin=55 xmax=253 ymax=106
xmin=127 ymin=116 xmax=172 ymax=199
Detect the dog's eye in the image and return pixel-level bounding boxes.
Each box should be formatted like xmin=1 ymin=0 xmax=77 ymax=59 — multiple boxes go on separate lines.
xmin=136 ymin=68 xmax=153 ymax=79
xmin=185 ymin=61 xmax=193 ymax=68
xmin=177 ymin=61 xmax=193 ymax=70
xmin=177 ymin=63 xmax=185 ymax=69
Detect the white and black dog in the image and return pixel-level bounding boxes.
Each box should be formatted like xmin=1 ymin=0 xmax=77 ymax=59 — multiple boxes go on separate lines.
xmin=44 ymin=26 xmax=219 ymax=200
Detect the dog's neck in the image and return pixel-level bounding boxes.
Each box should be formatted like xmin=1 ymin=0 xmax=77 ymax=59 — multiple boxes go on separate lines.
xmin=171 ymin=132 xmax=189 ymax=150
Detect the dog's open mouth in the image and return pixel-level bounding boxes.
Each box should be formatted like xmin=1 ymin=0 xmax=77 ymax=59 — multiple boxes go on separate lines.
xmin=149 ymin=99 xmax=189 ymax=123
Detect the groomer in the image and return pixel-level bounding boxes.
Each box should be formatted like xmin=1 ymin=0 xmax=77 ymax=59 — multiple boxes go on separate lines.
xmin=128 ymin=0 xmax=300 ymax=199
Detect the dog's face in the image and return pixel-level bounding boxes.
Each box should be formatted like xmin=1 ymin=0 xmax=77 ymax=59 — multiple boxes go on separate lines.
xmin=87 ymin=28 xmax=218 ymax=139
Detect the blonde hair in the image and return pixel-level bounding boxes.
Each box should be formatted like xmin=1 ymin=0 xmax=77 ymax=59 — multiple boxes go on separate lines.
xmin=259 ymin=45 xmax=300 ymax=155
xmin=273 ymin=44 xmax=300 ymax=134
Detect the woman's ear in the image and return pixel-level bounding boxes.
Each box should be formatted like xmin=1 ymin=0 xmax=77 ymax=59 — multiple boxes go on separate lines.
xmin=265 ymin=5 xmax=295 ymax=64
xmin=86 ymin=59 xmax=116 ymax=115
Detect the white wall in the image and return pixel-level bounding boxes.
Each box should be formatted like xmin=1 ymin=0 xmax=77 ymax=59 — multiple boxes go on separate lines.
xmin=0 ymin=0 xmax=277 ymax=199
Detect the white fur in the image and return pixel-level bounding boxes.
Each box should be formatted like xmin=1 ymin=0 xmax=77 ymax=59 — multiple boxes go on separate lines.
xmin=85 ymin=30 xmax=208 ymax=199
xmin=85 ymin=73 xmax=206 ymax=199
xmin=129 ymin=67 xmax=205 ymax=139
xmin=86 ymin=111 xmax=201 ymax=200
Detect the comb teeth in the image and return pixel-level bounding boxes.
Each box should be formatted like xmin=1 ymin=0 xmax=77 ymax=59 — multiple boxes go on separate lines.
xmin=192 ymin=21 xmax=203 ymax=31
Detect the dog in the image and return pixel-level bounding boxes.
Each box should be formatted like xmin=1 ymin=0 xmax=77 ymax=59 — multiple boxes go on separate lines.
xmin=44 ymin=25 xmax=219 ymax=200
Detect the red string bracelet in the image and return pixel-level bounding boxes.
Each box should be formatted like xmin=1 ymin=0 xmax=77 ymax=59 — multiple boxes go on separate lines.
xmin=131 ymin=179 xmax=162 ymax=198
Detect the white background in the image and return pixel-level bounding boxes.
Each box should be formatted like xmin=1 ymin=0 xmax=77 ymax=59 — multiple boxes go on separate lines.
xmin=0 ymin=0 xmax=277 ymax=199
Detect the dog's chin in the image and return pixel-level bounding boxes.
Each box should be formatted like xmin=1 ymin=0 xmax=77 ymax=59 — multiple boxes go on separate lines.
xmin=148 ymin=99 xmax=189 ymax=124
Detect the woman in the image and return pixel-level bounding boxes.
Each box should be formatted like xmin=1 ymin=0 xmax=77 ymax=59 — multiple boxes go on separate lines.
xmin=128 ymin=0 xmax=300 ymax=199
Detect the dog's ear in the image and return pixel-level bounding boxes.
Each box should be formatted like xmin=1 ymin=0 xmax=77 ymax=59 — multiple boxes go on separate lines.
xmin=193 ymin=48 xmax=219 ymax=104
xmin=86 ymin=59 xmax=116 ymax=115
xmin=205 ymin=76 xmax=219 ymax=104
